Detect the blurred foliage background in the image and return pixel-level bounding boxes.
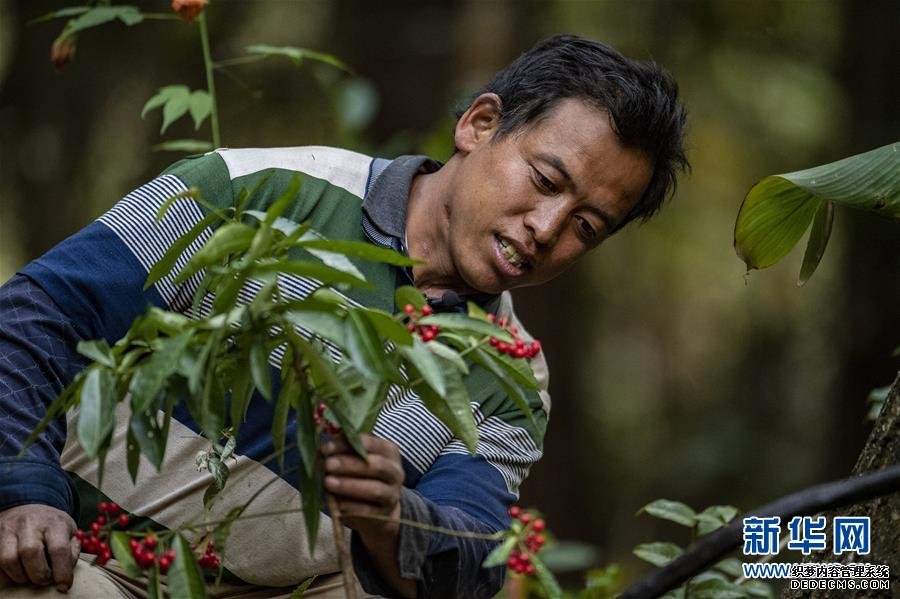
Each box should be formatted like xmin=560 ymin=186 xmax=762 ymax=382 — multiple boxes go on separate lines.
xmin=1 ymin=0 xmax=898 ymax=589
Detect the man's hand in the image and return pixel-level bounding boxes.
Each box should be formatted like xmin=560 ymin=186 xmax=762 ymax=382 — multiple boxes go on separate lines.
xmin=321 ymin=433 xmax=416 ymax=598
xmin=0 ymin=504 xmax=80 ymax=592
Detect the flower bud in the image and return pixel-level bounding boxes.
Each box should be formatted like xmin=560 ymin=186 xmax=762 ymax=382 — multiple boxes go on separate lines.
xmin=171 ymin=0 xmax=208 ymax=23
xmin=50 ymin=35 xmax=77 ymax=70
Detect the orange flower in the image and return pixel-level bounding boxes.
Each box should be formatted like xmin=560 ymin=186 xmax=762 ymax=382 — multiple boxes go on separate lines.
xmin=50 ymin=35 xmax=77 ymax=70
xmin=171 ymin=0 xmax=208 ymax=23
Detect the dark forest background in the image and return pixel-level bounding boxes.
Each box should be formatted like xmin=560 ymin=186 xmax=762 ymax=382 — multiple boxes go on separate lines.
xmin=1 ymin=0 xmax=898 ymax=586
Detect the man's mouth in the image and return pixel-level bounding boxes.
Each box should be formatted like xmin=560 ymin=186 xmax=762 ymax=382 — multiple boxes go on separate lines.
xmin=496 ymin=235 xmax=530 ymax=270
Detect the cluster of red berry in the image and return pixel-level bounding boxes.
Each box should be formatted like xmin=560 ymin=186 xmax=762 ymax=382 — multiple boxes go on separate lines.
xmin=313 ymin=401 xmax=342 ymax=434
xmin=403 ymin=304 xmax=440 ymax=342
xmin=127 ymin=535 xmax=176 ymax=573
xmin=506 ymin=506 xmax=547 ymax=577
xmin=75 ymin=502 xmax=129 ymax=566
xmin=196 ymin=541 xmax=221 ymax=569
xmin=487 ymin=316 xmax=542 ymax=360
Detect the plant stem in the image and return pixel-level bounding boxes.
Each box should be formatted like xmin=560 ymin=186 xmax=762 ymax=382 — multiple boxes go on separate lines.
xmin=213 ymin=55 xmax=268 ymax=69
xmin=326 ymin=493 xmax=358 ymax=599
xmin=198 ymin=13 xmax=220 ymax=148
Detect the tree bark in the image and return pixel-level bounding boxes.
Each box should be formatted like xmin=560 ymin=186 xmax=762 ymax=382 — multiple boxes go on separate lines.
xmin=782 ymin=370 xmax=899 ymax=598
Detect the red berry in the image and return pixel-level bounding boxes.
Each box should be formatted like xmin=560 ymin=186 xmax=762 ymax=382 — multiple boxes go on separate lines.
xmin=531 ymin=340 xmax=542 ymax=352
xmin=159 ymin=556 xmax=171 ymax=573
xmin=514 ymin=348 xmax=527 ymax=358
xmin=90 ymin=522 xmax=101 ymax=534
xmin=101 ymin=549 xmax=112 ymax=561
xmin=519 ymin=553 xmax=531 ymax=565
xmin=510 ymin=326 xmax=519 ymax=335
xmin=508 ymin=506 xmax=521 ymax=518
xmin=75 ymin=529 xmax=84 ymax=541
xmin=165 ymin=549 xmax=176 ymax=561
xmin=107 ymin=503 xmax=120 ymax=515
xmin=118 ymin=514 xmax=130 ymax=527
xmin=421 ymin=305 xmax=433 ymax=316
xmin=536 ymin=534 xmax=546 ymax=546
xmin=497 ymin=342 xmax=508 ymax=352
xmin=519 ymin=513 xmax=532 ymax=524
xmin=96 ymin=554 xmax=109 ymax=566
xmin=404 ymin=304 xmax=415 ymax=315
xmin=506 ymin=556 xmax=517 ymax=568
xmin=525 ymin=564 xmax=536 ymax=575
xmin=98 ymin=501 xmax=109 ymax=513
xmin=489 ymin=337 xmax=499 ymax=347
xmin=96 ymin=515 xmax=106 ymax=525
xmin=99 ymin=541 xmax=110 ymax=553
xmin=487 ymin=313 xmax=496 ymax=323
xmin=143 ymin=535 xmax=157 ymax=549
xmin=130 ymin=539 xmax=141 ymax=552
xmin=532 ymin=519 xmax=545 ymax=532
xmin=406 ymin=323 xmax=416 ymax=332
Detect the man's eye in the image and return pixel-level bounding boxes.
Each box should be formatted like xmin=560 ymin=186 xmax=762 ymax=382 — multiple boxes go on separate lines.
xmin=575 ymin=216 xmax=597 ymax=240
xmin=532 ymin=168 xmax=558 ymax=194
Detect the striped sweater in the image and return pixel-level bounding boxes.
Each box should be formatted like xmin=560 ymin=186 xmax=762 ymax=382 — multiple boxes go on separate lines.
xmin=0 ymin=146 xmax=550 ymax=598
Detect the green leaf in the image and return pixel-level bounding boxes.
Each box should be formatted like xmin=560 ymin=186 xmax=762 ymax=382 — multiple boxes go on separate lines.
xmin=400 ymin=339 xmax=446 ymax=396
xmin=30 ymin=7 xmax=91 ymax=24
xmin=412 ymin=365 xmax=478 ymax=453
xmin=169 ymin=534 xmax=207 ymax=599
xmin=299 ymin=469 xmax=322 ymax=555
xmin=489 ymin=347 xmax=540 ymax=389
xmin=249 ymin=342 xmax=272 ymax=400
xmin=689 ymin=578 xmax=747 ymax=599
xmin=146 ymin=564 xmax=162 ymax=599
xmin=295 ymin=239 xmax=419 ymax=267
xmin=56 ymin=6 xmax=143 ymax=38
xmin=202 ymin=454 xmax=229 ymax=507
xmin=129 ymin=409 xmax=166 ymax=469
xmin=734 ymin=142 xmax=900 ymax=276
xmin=188 ymin=90 xmax=212 ymax=130
xmin=482 ymin=535 xmax=516 ymax=568
xmin=129 ymin=332 xmax=193 ymax=414
xmin=633 ymin=542 xmax=683 ymax=567
xmin=109 ymin=531 xmax=141 ymax=577
xmin=175 ymin=222 xmax=256 ymax=283
xmin=126 ymin=426 xmax=140 ymax=482
xmin=229 ymin=361 xmax=254 ymax=431
xmin=531 ymin=554 xmax=563 ymax=599
xmin=424 ymin=340 xmax=468 ymax=374
xmin=77 ymin=368 xmax=116 ymax=458
xmin=469 ymin=347 xmax=536 ymax=429
xmin=359 ymin=308 xmax=413 ymax=347
xmin=152 ymin=139 xmax=214 ymax=153
xmin=584 ymin=564 xmax=623 ymax=597
xmin=76 ymin=339 xmax=115 ymax=368
xmin=537 ymin=541 xmax=599 ymax=572
xmin=344 ymin=310 xmax=392 ymax=380
xmin=637 ymin=499 xmax=697 ymax=527
xmin=419 ymin=313 xmax=514 ymax=342
xmin=713 ymin=557 xmax=742 ymax=578
xmin=284 ymin=310 xmax=346 ymax=346
xmin=245 ymin=44 xmax=352 ymax=73
xmin=145 ymin=212 xmax=220 ymax=289
xmin=294 ymin=386 xmax=318 ymax=478
xmin=467 ymin=301 xmax=489 ymax=321
xmin=272 ymin=374 xmax=295 ymax=471
xmin=252 ymin=260 xmax=370 ymax=288
xmin=161 ymin=87 xmax=192 ymax=135
xmin=798 ymin=200 xmax=834 ymax=285
xmin=293 ymin=231 xmax=365 ymax=280
xmin=394 ymin=286 xmax=425 ymax=311
xmin=289 ymin=576 xmax=317 ymax=598
xmin=740 ymin=580 xmax=774 ymax=598
xmin=696 ymin=505 xmax=740 ymax=536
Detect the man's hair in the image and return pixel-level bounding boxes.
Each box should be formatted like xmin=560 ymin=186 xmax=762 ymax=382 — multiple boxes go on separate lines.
xmin=460 ymin=34 xmax=688 ymax=230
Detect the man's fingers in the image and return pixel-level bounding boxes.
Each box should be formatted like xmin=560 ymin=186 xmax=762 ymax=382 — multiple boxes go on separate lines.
xmin=323 ymin=453 xmax=404 ymax=485
xmin=17 ymin=525 xmax=53 ymax=585
xmin=320 ymin=433 xmax=401 ymax=459
xmin=0 ymin=532 xmax=27 ymax=585
xmin=44 ymin=526 xmax=76 ymax=591
xmin=324 ymin=475 xmax=399 ymax=508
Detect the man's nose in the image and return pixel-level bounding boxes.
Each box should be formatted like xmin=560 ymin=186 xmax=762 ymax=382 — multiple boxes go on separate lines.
xmin=524 ymin=201 xmax=567 ymax=247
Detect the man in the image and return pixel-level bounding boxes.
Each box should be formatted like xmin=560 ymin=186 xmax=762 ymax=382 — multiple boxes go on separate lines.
xmin=0 ymin=35 xmax=686 ymax=597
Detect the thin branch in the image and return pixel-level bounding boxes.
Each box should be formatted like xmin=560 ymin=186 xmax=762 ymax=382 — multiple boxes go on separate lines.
xmin=619 ymin=464 xmax=900 ymax=599
xmin=327 ymin=494 xmax=358 ymax=599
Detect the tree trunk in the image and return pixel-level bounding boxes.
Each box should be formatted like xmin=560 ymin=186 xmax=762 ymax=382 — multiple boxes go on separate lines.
xmin=782 ymin=370 xmax=899 ymax=598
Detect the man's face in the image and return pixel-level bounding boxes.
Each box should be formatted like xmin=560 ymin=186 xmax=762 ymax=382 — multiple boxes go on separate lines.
xmin=445 ymin=96 xmax=654 ymax=294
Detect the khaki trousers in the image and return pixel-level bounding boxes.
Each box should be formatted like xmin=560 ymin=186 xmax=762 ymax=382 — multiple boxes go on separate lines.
xmin=1 ymin=553 xmax=377 ymax=598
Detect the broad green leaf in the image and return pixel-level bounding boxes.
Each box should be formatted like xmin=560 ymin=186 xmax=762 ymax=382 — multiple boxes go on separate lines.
xmin=633 ymin=542 xmax=683 ymax=567
xmin=688 ymin=578 xmax=746 ymax=599
xmin=469 ymin=347 xmax=536 ymax=428
xmin=175 ymin=222 xmax=256 ymax=283
xmin=77 ymin=368 xmax=116 ymax=457
xmin=531 ymin=554 xmax=563 ymax=599
xmin=412 ymin=365 xmax=478 ymax=453
xmin=798 ymin=200 xmax=833 ymax=285
xmin=294 ymin=386 xmax=318 ymax=478
xmin=419 ymin=313 xmax=514 ymax=342
xmin=252 ymin=260 xmax=370 ymax=288
xmin=467 ymin=301 xmax=489 ymax=321
xmin=424 ymin=340 xmax=468 ymax=374
xmin=202 ymin=455 xmax=229 ymax=507
xmin=482 ymin=535 xmax=516 ymax=568
xmin=129 ymin=409 xmax=166 ymax=469
xmin=360 ymin=308 xmax=413 ymax=347
xmin=76 ymin=339 xmax=114 ymax=367
xmin=585 ymin=564 xmax=623 ymax=597
xmin=244 ymin=211 xmax=302 ymax=238
xmin=637 ymin=499 xmax=697 ymax=527
xmin=490 ymin=347 xmax=540 ymax=389
xmin=188 ymin=90 xmax=212 ymax=130
xmin=109 ymin=531 xmax=141 ymax=577
xmin=734 ymin=142 xmax=900 ymax=277
xmin=284 ymin=310 xmax=346 ymax=346
xmin=245 ymin=44 xmax=352 ymax=73
xmin=249 ymin=342 xmax=272 ymax=400
xmin=300 ymin=468 xmax=322 ymax=555
xmin=537 ymin=541 xmax=598 ymax=572
xmin=696 ymin=504 xmax=740 ymax=536
xmin=30 ymin=7 xmax=91 ymax=24
xmin=400 ymin=339 xmax=446 ymax=396
xmin=394 ymin=286 xmax=425 ymax=311
xmin=169 ymin=534 xmax=207 ymax=599
xmin=229 ymin=360 xmax=254 ymax=431
xmin=126 ymin=426 xmax=140 ymax=482
xmin=741 ymin=580 xmax=774 ymax=598
xmin=129 ymin=332 xmax=192 ymax=413
xmin=713 ymin=557 xmax=742 ymax=578
xmin=152 ymin=139 xmax=213 ymax=153
xmin=294 ymin=231 xmax=365 ymax=280
xmin=58 ymin=6 xmax=143 ymax=38
xmin=344 ymin=310 xmax=392 ymax=380
xmin=146 ymin=565 xmax=162 ymax=599
xmin=145 ymin=212 xmax=220 ymax=289
xmin=296 ymin=239 xmax=419 ymax=267
xmin=161 ymin=87 xmax=192 ymax=135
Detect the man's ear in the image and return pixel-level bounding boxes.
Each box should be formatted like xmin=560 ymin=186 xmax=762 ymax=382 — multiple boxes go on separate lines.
xmin=454 ymin=93 xmax=502 ymax=154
